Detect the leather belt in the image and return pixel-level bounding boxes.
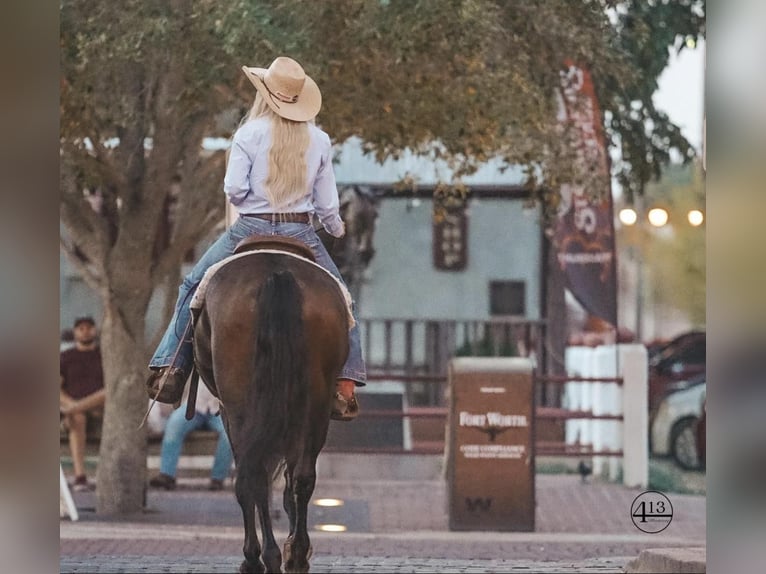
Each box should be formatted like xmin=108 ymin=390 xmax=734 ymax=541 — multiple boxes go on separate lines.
xmin=242 ymin=212 xmax=311 ymax=224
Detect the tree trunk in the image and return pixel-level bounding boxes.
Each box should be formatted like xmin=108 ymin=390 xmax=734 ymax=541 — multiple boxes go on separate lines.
xmin=95 ymin=302 xmax=149 ymax=515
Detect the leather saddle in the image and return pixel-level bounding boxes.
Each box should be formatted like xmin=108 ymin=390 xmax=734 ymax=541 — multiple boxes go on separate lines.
xmin=186 ymin=234 xmax=317 ymax=418
xmin=234 ymin=234 xmax=316 ymax=262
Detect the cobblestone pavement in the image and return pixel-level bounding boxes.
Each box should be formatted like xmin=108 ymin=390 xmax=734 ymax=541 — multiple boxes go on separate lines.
xmin=61 ymin=475 xmax=705 ymax=573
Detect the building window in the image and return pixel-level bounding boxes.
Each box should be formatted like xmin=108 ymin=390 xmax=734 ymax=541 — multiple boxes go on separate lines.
xmin=489 ymin=281 xmax=526 ymax=316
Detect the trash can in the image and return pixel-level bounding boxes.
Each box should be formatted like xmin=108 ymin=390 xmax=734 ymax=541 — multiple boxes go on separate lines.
xmin=446 ymin=357 xmax=535 ymax=531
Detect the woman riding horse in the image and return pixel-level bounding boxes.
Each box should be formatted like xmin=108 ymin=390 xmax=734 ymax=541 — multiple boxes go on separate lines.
xmin=194 ymin=248 xmax=351 ymax=573
xmin=146 ymin=56 xmax=366 ymax=420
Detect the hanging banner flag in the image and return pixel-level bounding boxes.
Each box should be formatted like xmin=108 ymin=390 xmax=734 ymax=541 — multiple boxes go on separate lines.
xmin=553 ymin=62 xmax=617 ymax=326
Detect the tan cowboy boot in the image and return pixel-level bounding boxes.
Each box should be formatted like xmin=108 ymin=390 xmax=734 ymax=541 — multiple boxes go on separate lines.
xmin=331 ymin=379 xmax=359 ymax=421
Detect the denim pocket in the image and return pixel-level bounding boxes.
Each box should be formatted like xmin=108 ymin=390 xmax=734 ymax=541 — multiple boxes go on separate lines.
xmin=234 ymin=217 xmax=271 ymax=238
xmin=286 ymin=224 xmax=316 ymax=242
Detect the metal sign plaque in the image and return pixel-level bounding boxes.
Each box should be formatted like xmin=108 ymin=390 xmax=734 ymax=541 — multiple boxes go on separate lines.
xmin=433 ymin=205 xmax=468 ymax=271
xmin=447 ymin=358 xmax=535 ymax=531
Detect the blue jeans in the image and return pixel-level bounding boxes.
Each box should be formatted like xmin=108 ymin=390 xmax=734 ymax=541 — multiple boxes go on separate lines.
xmin=149 ymin=216 xmax=367 ymax=383
xmin=159 ymin=406 xmax=233 ymax=481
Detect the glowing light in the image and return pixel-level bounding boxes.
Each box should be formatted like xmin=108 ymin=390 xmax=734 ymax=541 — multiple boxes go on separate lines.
xmin=685 ymin=37 xmax=696 ymax=49
xmin=314 ymin=498 xmax=344 ymax=507
xmin=688 ymin=210 xmax=704 ymax=226
xmin=316 ymin=524 xmax=347 ymax=532
xmin=619 ymin=208 xmax=638 ymax=226
xmin=647 ymin=208 xmax=669 ymax=227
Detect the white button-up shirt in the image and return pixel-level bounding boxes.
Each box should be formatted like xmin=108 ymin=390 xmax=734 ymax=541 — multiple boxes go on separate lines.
xmin=223 ymin=116 xmax=344 ymax=237
xmin=194 ymin=383 xmax=221 ymax=416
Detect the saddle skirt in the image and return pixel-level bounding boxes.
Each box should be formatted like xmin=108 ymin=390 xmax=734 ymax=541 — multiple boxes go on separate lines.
xmin=190 ymin=243 xmax=355 ymax=331
xmin=233 ymin=234 xmax=317 ymax=261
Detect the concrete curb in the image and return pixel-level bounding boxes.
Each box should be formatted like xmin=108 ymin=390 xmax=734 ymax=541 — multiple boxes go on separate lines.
xmin=624 ymin=547 xmax=706 ymax=573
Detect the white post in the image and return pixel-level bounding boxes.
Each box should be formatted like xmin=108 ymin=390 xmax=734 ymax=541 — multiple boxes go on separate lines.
xmin=593 ymin=345 xmax=622 ymax=481
xmin=60 ymin=464 xmax=79 ymax=521
xmin=590 ymin=347 xmax=608 ymax=477
xmin=621 ymin=344 xmax=648 ymax=488
xmin=564 ymin=347 xmax=587 ymax=445
xmin=579 ymin=347 xmax=595 ymax=449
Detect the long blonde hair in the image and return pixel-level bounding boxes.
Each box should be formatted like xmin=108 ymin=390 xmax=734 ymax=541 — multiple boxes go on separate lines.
xmin=244 ymin=93 xmax=310 ymax=208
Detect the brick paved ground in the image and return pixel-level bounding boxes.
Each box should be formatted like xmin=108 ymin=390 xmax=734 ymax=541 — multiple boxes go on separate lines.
xmin=61 ymin=554 xmax=631 ymax=573
xmin=61 ymin=474 xmax=705 ymax=573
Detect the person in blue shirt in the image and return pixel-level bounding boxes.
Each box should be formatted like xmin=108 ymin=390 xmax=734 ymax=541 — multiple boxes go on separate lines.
xmin=147 ymin=56 xmax=365 ymax=420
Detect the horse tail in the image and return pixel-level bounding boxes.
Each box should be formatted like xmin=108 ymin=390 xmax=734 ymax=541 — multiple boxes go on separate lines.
xmin=238 ymin=269 xmax=308 ymax=482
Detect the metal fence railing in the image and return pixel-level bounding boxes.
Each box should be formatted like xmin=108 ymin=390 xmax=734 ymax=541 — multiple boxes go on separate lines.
xmin=325 ymin=372 xmax=624 ymax=457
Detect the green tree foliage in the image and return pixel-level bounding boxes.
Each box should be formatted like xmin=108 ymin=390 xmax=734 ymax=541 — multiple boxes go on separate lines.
xmin=602 ymin=0 xmax=705 ymax=201
xmin=214 ymin=0 xmax=704 ymax=203
xmin=60 ymin=0 xmax=704 ymax=513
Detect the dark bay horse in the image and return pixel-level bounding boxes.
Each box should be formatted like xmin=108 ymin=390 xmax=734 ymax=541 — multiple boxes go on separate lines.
xmin=193 ymin=249 xmax=350 ymax=573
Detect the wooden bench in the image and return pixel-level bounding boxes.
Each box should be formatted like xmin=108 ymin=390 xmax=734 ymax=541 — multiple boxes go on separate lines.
xmin=59 ymin=419 xmax=221 ymax=458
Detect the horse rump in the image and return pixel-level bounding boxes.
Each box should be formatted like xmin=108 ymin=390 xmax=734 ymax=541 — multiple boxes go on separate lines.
xmin=236 ymin=269 xmax=309 ymax=482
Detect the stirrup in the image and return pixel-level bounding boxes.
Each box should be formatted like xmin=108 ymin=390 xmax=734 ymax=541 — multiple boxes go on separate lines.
xmin=146 ymin=367 xmax=187 ymax=405
xmin=331 ymin=391 xmax=359 ymax=421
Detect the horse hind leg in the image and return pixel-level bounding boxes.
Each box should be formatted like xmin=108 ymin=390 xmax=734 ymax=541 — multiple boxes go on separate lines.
xmin=283 ymin=466 xmax=297 ymax=538
xmin=235 ymin=472 xmax=265 ymax=573
xmin=254 ymin=467 xmax=282 ymax=574
xmin=283 ymin=458 xmax=317 ymax=574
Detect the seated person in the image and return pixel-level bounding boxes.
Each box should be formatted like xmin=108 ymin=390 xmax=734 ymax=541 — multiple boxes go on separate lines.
xmin=60 ymin=317 xmax=106 ymax=492
xmin=149 ymin=383 xmax=234 ymax=491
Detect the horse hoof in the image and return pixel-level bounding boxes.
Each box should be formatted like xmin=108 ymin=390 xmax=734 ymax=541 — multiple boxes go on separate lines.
xmin=283 ymin=540 xmax=310 ymax=572
xmin=283 ymin=561 xmax=310 ymax=574
xmin=263 ymin=549 xmax=283 ymax=574
xmin=239 ymin=559 xmax=265 ymax=573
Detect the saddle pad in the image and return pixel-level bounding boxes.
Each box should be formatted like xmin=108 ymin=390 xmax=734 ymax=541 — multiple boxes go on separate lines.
xmin=190 ymin=250 xmax=355 ymax=330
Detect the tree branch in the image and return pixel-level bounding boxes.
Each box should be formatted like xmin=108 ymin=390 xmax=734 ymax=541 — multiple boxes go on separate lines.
xmin=60 ymin=153 xmax=112 ymax=271
xmin=59 ymin=235 xmax=105 ymax=294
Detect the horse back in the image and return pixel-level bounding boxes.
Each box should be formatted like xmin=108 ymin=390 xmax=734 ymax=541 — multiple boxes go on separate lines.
xmin=194 ymin=253 xmax=350 ymax=416
xmin=203 ymin=253 xmax=349 ymax=347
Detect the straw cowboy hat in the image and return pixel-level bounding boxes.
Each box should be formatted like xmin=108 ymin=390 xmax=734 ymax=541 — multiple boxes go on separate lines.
xmin=242 ymin=56 xmax=322 ymax=122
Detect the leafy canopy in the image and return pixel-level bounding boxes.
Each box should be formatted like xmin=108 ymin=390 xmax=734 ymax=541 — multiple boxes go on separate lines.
xmin=61 ymin=0 xmax=706 ymax=258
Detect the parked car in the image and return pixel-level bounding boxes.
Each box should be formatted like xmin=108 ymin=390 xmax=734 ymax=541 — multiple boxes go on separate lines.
xmin=648 ymin=330 xmax=706 ymax=413
xmin=650 ymin=374 xmax=706 ymax=470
